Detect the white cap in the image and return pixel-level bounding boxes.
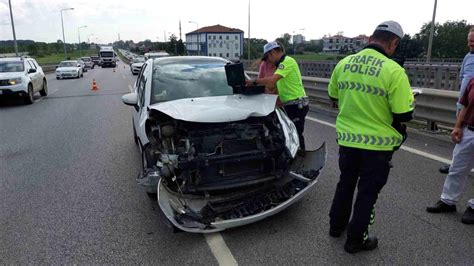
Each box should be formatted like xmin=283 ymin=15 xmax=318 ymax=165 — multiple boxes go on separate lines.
xmin=263 ymin=41 xmax=281 ymax=55
xmin=375 ymin=21 xmax=404 ymax=39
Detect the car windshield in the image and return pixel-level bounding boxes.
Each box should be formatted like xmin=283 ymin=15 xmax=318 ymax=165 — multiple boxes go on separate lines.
xmin=151 ymin=61 xmax=233 ymax=104
xmin=0 ymin=61 xmax=24 ymax=72
xmin=59 ymin=61 xmax=77 ymax=67
xmin=132 ymin=58 xmax=145 ymax=63
xmin=100 ymin=51 xmax=114 ymax=57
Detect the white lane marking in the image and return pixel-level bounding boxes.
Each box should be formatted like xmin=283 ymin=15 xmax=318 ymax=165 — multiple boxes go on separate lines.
xmin=204 ymin=233 xmax=238 ymax=266
xmin=49 ymin=89 xmax=59 ymax=95
xmin=306 ymin=116 xmax=466 ymax=168
xmin=121 ymin=74 xmax=126 ymax=80
xmin=128 ymin=85 xmax=133 ymax=92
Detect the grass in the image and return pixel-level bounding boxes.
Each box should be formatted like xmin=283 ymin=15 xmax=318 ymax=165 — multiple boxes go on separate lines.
xmin=291 ymin=52 xmax=346 ymax=61
xmin=34 ymin=49 xmax=99 ymax=65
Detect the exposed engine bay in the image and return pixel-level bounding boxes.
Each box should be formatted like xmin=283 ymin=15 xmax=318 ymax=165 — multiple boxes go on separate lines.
xmin=138 ymin=108 xmax=325 ymax=232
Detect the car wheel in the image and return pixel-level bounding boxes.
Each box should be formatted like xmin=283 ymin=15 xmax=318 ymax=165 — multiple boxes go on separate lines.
xmin=39 ymin=79 xmax=48 ymax=96
xmin=56 ymin=77 xmax=60 ymax=80
xmin=141 ymin=144 xmax=158 ymax=195
xmin=24 ymin=84 xmax=34 ymax=105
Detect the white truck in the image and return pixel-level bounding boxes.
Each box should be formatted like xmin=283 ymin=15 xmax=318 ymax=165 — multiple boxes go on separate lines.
xmin=99 ymin=46 xmax=116 ymax=67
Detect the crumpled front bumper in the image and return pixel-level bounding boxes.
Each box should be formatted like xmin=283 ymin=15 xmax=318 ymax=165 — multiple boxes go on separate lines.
xmin=157 ymin=143 xmax=326 ymax=233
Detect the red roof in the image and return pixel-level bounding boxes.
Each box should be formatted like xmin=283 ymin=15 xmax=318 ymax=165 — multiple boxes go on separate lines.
xmin=187 ymin=24 xmax=243 ymax=34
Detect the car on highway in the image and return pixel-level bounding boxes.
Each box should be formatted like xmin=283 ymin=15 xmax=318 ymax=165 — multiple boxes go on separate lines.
xmin=0 ymin=57 xmax=48 ymax=104
xmin=121 ymin=56 xmax=326 ymax=233
xmin=56 ymin=60 xmax=83 ymax=79
xmin=130 ymin=57 xmax=145 ymax=75
xmin=81 ymin=57 xmax=94 ymax=69
xmin=90 ymin=56 xmax=100 ymax=67
xmin=76 ymin=59 xmax=88 ymax=73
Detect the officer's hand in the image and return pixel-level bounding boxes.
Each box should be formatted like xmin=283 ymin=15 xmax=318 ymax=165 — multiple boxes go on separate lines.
xmin=245 ymin=80 xmax=254 ymax=87
xmin=451 ymin=127 xmax=463 ymax=143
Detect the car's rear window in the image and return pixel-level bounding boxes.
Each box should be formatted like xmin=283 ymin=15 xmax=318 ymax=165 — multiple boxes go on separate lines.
xmin=0 ymin=61 xmax=24 ymax=72
xmin=59 ymin=61 xmax=77 ymax=67
xmin=151 ymin=62 xmax=233 ymax=103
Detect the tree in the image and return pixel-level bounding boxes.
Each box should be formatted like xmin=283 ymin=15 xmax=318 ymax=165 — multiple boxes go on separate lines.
xmin=176 ymin=39 xmax=186 ymax=55
xmin=276 ymin=33 xmax=291 ymax=52
xmin=242 ymin=38 xmax=268 ymax=59
xmin=414 ymin=20 xmax=472 ymax=58
xmin=167 ymin=34 xmax=178 ymax=55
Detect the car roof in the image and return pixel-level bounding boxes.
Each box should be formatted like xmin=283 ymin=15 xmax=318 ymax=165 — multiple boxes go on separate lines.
xmin=152 ymin=56 xmax=229 ymax=66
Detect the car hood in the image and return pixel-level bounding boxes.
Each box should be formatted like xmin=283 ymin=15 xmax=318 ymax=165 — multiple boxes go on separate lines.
xmin=56 ymin=67 xmax=79 ymax=71
xmin=149 ymin=94 xmax=278 ymax=123
xmin=131 ymin=63 xmax=144 ymax=67
xmin=0 ymin=72 xmax=24 ymax=79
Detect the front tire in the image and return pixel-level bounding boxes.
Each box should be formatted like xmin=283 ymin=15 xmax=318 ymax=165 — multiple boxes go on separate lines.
xmin=24 ymin=84 xmax=34 ymax=105
xmin=39 ymin=79 xmax=48 ymax=96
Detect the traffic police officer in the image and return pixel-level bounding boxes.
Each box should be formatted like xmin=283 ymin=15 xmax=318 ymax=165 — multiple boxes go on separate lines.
xmin=247 ymin=41 xmax=309 ymax=152
xmin=327 ymin=21 xmax=414 ymax=253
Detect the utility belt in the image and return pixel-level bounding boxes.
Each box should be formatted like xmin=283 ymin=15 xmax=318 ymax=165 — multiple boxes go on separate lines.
xmin=284 ymin=96 xmax=309 ymax=109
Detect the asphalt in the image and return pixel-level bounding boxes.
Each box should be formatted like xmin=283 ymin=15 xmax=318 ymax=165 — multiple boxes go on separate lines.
xmin=0 ymin=61 xmax=473 ymax=264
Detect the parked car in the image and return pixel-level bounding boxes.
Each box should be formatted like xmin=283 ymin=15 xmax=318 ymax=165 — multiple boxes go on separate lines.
xmin=130 ymin=57 xmax=145 ymax=75
xmin=90 ymin=56 xmax=100 ymax=67
xmin=81 ymin=57 xmax=94 ymax=69
xmin=121 ymin=56 xmax=326 ymax=233
xmin=56 ymin=60 xmax=83 ymax=79
xmin=0 ymin=57 xmax=48 ymax=104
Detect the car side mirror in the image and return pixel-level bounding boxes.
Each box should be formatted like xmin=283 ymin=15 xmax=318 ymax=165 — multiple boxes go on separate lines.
xmin=121 ymin=92 xmax=139 ymax=106
xmin=28 ymin=68 xmax=37 ymax=74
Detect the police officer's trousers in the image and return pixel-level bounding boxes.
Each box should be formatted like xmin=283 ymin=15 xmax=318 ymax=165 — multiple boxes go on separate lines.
xmin=441 ymin=127 xmax=474 ymax=209
xmin=283 ymin=104 xmax=309 ymax=151
xmin=329 ymin=146 xmax=393 ymax=242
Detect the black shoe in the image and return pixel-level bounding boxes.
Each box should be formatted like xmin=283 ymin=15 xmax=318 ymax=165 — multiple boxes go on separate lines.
xmin=344 ymin=237 xmax=378 ymax=254
xmin=426 ymin=200 xmax=457 ymax=213
xmin=461 ymin=207 xmax=474 ymax=224
xmin=329 ymin=227 xmax=344 ymax=238
xmin=439 ymin=164 xmax=450 ymax=174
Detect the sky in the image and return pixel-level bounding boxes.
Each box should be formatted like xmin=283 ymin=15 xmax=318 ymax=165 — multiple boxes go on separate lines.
xmin=1 ymin=0 xmax=473 ymax=44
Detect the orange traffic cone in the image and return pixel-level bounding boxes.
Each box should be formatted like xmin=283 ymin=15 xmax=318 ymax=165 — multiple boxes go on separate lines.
xmin=91 ymin=79 xmax=99 ymax=90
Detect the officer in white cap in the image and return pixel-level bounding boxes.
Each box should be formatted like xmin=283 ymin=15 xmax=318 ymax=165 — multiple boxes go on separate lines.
xmin=247 ymin=41 xmax=309 ymax=152
xmin=327 ymin=21 xmax=414 ymax=253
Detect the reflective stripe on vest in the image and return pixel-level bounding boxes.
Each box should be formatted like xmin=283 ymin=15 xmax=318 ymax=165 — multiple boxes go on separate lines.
xmin=337 ymin=132 xmax=402 ymax=147
xmin=337 ymin=81 xmax=386 ymax=97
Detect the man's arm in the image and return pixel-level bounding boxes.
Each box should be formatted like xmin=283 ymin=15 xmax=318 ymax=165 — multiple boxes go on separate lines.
xmin=451 ymin=107 xmax=467 ymax=143
xmin=246 ymin=73 xmax=282 ymax=88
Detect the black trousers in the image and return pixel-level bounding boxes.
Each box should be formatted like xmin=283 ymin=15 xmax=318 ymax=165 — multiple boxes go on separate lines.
xmin=283 ymin=104 xmax=309 ymax=150
xmin=329 ymin=146 xmax=393 ymax=242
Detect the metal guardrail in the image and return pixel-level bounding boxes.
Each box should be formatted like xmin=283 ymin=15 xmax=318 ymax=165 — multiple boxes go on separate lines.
xmin=41 ymin=65 xmax=56 ymax=73
xmin=247 ymin=71 xmax=458 ymax=129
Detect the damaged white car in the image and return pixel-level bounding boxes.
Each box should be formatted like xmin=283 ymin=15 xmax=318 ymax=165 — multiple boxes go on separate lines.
xmin=121 ymin=56 xmax=326 ymax=233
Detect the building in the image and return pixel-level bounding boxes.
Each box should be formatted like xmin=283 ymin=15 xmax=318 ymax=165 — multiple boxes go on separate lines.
xmin=322 ymin=34 xmax=369 ymax=54
xmin=293 ymin=34 xmax=305 ymax=45
xmin=185 ymin=24 xmax=244 ymax=60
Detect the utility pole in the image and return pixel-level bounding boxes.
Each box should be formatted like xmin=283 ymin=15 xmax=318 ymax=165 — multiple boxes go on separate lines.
xmin=78 ymin=25 xmax=87 ymax=57
xmin=248 ymin=0 xmax=250 ymax=60
xmin=179 ymin=20 xmax=182 ymax=40
xmin=426 ymin=0 xmax=437 ymax=63
xmin=60 ymin=8 xmax=74 ymax=59
xmin=8 ymin=0 xmax=18 ymax=56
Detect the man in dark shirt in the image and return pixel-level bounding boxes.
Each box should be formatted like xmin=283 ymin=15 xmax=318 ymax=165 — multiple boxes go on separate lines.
xmin=427 ymin=78 xmax=474 ymax=224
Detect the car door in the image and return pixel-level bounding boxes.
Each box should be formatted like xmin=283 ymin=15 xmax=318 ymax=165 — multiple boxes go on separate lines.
xmin=26 ymin=60 xmax=40 ymax=91
xmin=134 ymin=62 xmax=149 ymax=146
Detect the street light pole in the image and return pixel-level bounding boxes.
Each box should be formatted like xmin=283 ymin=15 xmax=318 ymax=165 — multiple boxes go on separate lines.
xmin=8 ymin=0 xmax=18 ymax=56
xmin=78 ymin=25 xmax=87 ymax=57
xmin=60 ymin=7 xmax=74 ymax=59
xmin=189 ymin=21 xmax=199 ymax=55
xmin=426 ymin=0 xmax=437 ymax=63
